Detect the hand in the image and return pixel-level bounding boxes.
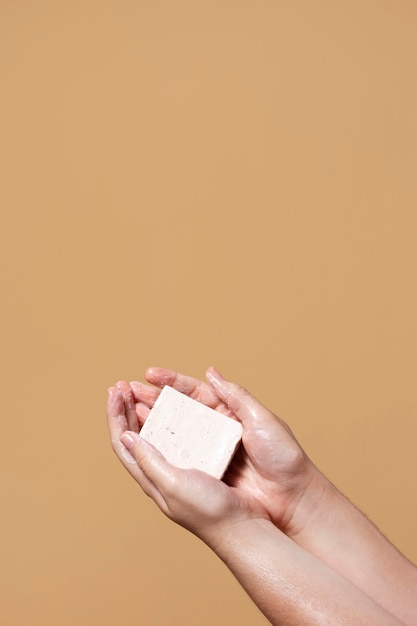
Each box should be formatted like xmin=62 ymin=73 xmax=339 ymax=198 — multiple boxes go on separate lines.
xmin=107 ymin=375 xmax=410 ymax=626
xmin=106 ymin=384 xmax=269 ymax=541
xmin=126 ymin=367 xmax=329 ymax=537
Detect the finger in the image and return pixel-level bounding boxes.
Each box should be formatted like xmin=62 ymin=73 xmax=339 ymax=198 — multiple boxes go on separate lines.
xmin=107 ymin=386 xmax=128 ymax=448
xmin=135 ymin=402 xmax=151 ymax=427
xmin=116 ymin=380 xmax=139 ymax=432
xmin=129 ymin=381 xmax=160 ymax=407
xmin=119 ymin=447 xmax=166 ymax=509
xmin=131 ymin=465 xmax=167 ymax=510
xmin=108 ymin=388 xmax=169 ymax=509
xmin=121 ymin=432 xmax=177 ymax=492
xmin=206 ymin=367 xmax=276 ymax=430
xmin=145 ymin=366 xmax=228 ymax=411
xmin=118 ymin=441 xmax=168 ymax=511
xmin=107 ymin=386 xmax=142 ymax=464
xmin=120 ymin=432 xmax=176 ymax=514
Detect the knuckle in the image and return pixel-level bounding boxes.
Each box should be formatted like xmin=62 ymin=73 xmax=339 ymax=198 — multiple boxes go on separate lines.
xmin=136 ymin=452 xmax=150 ymax=473
xmin=231 ymin=382 xmax=250 ymax=398
xmin=238 ymin=384 xmax=251 ymax=399
xmin=163 ymin=472 xmax=180 ymax=499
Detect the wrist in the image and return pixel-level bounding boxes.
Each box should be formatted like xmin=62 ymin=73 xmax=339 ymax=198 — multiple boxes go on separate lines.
xmin=284 ymin=460 xmax=336 ymax=539
xmin=202 ymin=514 xmax=272 ymax=557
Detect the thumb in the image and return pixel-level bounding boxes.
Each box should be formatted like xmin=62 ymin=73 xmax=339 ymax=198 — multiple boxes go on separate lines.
xmin=206 ymin=367 xmax=276 ymax=430
xmin=120 ymin=432 xmax=177 ymax=506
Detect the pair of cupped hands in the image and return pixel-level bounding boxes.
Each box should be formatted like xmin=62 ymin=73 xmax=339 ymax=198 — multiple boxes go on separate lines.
xmin=107 ymin=366 xmax=326 ymax=544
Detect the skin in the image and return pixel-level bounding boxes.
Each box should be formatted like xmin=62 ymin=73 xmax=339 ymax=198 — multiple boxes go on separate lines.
xmin=107 ymin=366 xmax=417 ymax=625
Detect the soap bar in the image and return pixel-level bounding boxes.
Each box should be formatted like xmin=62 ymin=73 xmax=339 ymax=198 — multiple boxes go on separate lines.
xmin=139 ymin=385 xmax=243 ymax=479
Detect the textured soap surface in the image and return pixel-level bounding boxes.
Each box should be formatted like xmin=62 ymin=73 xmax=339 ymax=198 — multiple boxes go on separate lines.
xmin=139 ymin=385 xmax=243 ymax=479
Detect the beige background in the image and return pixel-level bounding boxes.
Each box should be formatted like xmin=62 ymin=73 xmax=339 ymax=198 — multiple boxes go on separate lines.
xmin=1 ymin=2 xmax=416 ymax=625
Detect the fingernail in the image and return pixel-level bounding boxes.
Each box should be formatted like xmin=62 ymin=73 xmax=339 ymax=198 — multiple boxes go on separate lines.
xmin=121 ymin=432 xmax=135 ymax=450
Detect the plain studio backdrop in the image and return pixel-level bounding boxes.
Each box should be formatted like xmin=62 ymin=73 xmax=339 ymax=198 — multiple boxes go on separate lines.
xmin=1 ymin=2 xmax=416 ymax=625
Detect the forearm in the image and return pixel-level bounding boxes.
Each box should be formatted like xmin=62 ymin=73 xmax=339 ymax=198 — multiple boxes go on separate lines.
xmin=204 ymin=517 xmax=403 ymax=626
xmin=293 ymin=470 xmax=417 ymax=625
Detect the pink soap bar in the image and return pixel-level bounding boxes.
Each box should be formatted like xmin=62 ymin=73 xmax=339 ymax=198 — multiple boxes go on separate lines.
xmin=139 ymin=385 xmax=242 ymax=479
